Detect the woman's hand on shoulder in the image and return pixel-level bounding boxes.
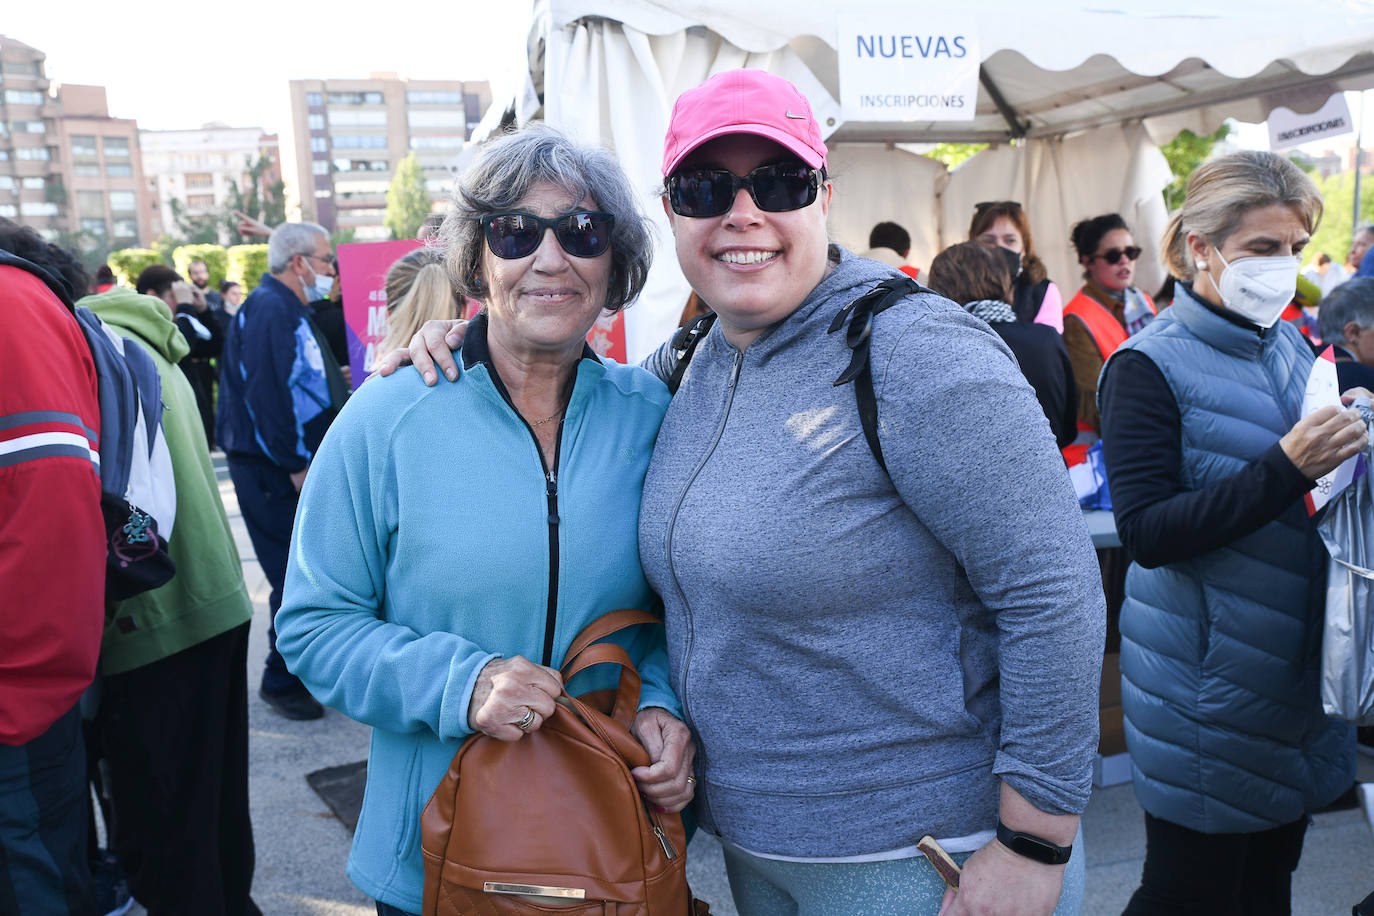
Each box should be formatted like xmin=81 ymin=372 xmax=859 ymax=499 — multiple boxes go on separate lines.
xmin=467 ymin=656 xmax=562 ymax=741
xmin=630 ymin=707 xmax=696 ymax=813
xmin=373 ymin=318 xmax=469 ymax=385
xmin=1280 ymin=402 xmax=1368 ymax=481
xmin=938 ymin=838 xmax=1065 ymax=916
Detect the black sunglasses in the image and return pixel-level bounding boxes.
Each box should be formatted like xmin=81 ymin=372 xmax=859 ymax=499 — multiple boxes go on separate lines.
xmin=480 ymin=210 xmax=615 ymax=260
xmin=666 ymin=163 xmax=824 ymax=218
xmin=1096 ymin=246 xmax=1142 ymax=265
xmin=975 ymin=200 xmax=1023 ymax=212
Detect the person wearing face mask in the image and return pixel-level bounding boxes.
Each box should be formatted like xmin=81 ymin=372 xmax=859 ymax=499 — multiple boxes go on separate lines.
xmin=216 ymin=222 xmax=349 ymax=720
xmin=1063 ymin=214 xmax=1156 ymax=434
xmin=1098 ymin=151 xmax=1370 ymax=916
xmin=969 ymin=200 xmax=1064 ymax=331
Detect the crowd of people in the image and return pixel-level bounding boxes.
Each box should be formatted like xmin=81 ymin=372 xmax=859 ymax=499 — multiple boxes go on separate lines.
xmin=3 ymin=64 xmax=1373 ymax=916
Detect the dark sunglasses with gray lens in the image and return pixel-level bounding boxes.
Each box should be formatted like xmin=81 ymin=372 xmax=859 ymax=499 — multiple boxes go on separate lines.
xmin=666 ymin=163 xmax=823 ymax=218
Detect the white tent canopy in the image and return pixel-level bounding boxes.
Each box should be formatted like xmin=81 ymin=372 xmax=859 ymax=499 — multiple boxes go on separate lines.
xmin=484 ymin=0 xmax=1374 ymax=360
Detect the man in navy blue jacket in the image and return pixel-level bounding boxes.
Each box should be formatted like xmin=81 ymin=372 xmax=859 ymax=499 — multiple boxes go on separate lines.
xmin=217 ymin=222 xmax=348 ymax=719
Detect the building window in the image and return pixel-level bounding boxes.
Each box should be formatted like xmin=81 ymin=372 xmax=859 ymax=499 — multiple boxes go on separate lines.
xmin=185 ymin=172 xmax=213 ymax=189
xmin=306 ymin=92 xmax=323 ymax=107
xmin=309 ymin=137 xmax=327 ymax=153
xmin=333 ymin=158 xmax=389 ymax=172
xmin=330 ymin=134 xmax=387 ymax=149
xmin=3 ymin=60 xmax=41 ymax=77
xmin=326 ymin=91 xmax=383 ymax=105
xmin=21 ymin=176 xmax=45 ymax=190
xmin=16 ymin=147 xmax=51 ymax=160
xmin=407 ymin=110 xmax=465 ymax=129
xmin=0 ymin=150 xmax=8 ymax=161
xmin=77 ymin=190 xmax=105 ymax=216
xmin=4 ymin=89 xmax=43 ymax=106
xmin=0 ymin=204 xmax=16 ymax=218
xmin=109 ymin=190 xmax=135 ymax=212
xmin=409 ymin=135 xmax=464 ymax=150
xmin=106 ymin=163 xmax=133 ymax=177
xmin=103 ymin=137 xmax=131 ymax=159
xmin=72 ymin=164 xmax=99 ymax=176
xmin=20 ymin=201 xmax=59 ymax=216
xmin=406 ymin=90 xmax=464 ymax=105
xmin=112 ymin=219 xmax=138 ymax=238
xmin=307 ymin=113 xmax=325 ymax=130
xmin=312 ymin=159 xmax=330 ymax=175
xmin=81 ymin=218 xmax=108 ymax=234
xmin=70 ymin=135 xmax=98 ymax=158
xmin=0 ymin=176 xmax=13 ymax=190
xmin=187 ymin=194 xmax=215 ymax=209
xmin=335 ymin=179 xmax=389 ymax=195
xmin=326 ymin=109 xmax=386 ymax=127
xmin=16 ymin=120 xmax=45 ymax=133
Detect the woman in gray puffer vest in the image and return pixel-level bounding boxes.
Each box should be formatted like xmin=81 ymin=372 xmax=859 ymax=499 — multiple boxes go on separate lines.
xmin=1099 ymin=151 xmax=1369 ymax=916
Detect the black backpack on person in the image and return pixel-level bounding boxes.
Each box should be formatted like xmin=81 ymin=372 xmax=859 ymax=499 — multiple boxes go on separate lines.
xmin=666 ymin=275 xmax=927 ymax=474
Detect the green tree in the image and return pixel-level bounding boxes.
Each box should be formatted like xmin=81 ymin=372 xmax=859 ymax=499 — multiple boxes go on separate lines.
xmin=1159 ymin=124 xmax=1233 ymax=211
xmin=224 ymin=153 xmax=287 ymax=239
xmin=169 ymin=197 xmax=220 ymax=245
xmin=922 ymin=142 xmax=989 ymax=169
xmin=330 ymin=228 xmax=357 ymax=247
xmin=385 ymin=153 xmax=431 ymax=241
xmin=1305 ymin=170 xmax=1374 ymax=270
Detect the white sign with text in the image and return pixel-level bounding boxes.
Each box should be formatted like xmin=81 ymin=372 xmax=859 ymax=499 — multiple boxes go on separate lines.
xmin=837 ymin=17 xmax=980 ymax=122
xmin=1269 ymin=93 xmax=1353 ymax=151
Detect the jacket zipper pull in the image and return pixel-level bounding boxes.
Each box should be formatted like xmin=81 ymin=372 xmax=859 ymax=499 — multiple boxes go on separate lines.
xmin=728 ymin=352 xmax=742 ymax=388
xmin=652 ymin=824 xmax=677 ymax=860
xmin=546 ymin=471 xmax=558 ymax=525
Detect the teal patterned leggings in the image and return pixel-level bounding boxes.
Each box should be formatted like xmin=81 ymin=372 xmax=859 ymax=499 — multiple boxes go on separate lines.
xmin=720 ymin=829 xmax=1085 ymax=916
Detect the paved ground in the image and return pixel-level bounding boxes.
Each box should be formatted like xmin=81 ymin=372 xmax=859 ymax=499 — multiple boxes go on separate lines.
xmin=125 ymin=456 xmax=1374 ymax=914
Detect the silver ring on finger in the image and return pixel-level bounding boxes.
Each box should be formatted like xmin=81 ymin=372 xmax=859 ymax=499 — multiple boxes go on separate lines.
xmin=516 ymin=707 xmax=536 ymax=732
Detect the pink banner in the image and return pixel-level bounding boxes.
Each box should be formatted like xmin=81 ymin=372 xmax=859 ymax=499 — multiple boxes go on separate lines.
xmin=338 ymin=239 xmax=422 ymax=389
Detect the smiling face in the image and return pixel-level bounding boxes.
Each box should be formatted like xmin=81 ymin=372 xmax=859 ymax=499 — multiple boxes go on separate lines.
xmin=1085 ymin=228 xmax=1137 ymax=293
xmin=1188 ymin=202 xmax=1310 ymax=308
xmin=664 ymin=134 xmax=832 ymax=350
xmin=479 ymin=181 xmax=612 ymax=361
xmin=977 ymin=216 xmax=1023 ymax=254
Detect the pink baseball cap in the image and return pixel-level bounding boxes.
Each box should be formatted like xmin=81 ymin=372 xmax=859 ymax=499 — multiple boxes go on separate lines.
xmin=662 ymin=69 xmax=827 ymax=177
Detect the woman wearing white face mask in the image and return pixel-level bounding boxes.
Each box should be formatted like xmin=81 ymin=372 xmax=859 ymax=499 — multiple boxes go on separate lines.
xmin=1099 ymin=151 xmax=1370 ymax=916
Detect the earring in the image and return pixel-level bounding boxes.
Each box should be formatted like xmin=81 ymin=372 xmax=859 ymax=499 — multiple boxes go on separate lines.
xmin=1195 ymin=261 xmax=1207 ymax=271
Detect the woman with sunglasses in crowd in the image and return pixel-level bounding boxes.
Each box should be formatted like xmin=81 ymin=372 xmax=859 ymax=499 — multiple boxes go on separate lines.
xmin=1063 ymin=214 xmax=1156 ymax=433
xmin=969 ymin=200 xmax=1064 ymax=331
xmin=273 ymin=126 xmax=694 ymax=916
xmin=1099 ymin=152 xmax=1367 ymax=915
xmin=389 ymin=69 xmax=1105 ymax=915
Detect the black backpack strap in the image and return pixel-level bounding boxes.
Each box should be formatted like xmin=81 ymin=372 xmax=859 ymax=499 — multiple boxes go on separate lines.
xmin=666 ymin=310 xmax=718 ymax=395
xmin=827 ymin=276 xmax=929 ymax=474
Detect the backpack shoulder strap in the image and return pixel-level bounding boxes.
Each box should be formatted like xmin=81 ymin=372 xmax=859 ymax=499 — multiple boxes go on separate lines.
xmin=665 ymin=310 xmax=718 ymax=395
xmin=827 ymin=275 xmax=929 ymax=474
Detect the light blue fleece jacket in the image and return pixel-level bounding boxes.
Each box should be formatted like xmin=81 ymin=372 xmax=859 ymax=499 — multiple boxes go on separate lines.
xmin=277 ymin=325 xmax=680 ymax=913
xmin=639 ymin=249 xmax=1106 ymax=857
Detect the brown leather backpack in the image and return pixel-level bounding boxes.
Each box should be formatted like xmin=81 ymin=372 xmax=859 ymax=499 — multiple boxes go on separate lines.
xmin=420 ymin=609 xmax=709 ymax=915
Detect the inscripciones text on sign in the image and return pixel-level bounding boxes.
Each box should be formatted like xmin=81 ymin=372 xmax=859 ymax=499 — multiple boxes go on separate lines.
xmin=838 ymin=18 xmax=979 ymax=122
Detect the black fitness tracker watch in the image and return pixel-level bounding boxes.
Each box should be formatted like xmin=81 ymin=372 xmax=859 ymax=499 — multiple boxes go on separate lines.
xmin=995 ymin=820 xmax=1073 ymax=865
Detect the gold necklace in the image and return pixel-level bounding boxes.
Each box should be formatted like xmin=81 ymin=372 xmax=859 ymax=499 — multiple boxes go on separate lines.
xmin=528 ymin=407 xmax=563 ymax=428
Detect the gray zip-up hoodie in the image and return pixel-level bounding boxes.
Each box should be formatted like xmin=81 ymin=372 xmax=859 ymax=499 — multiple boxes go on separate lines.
xmin=638 ymin=249 xmax=1105 ymax=857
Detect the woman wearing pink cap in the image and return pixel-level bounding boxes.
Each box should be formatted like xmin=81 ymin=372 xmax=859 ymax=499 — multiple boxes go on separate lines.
xmin=387 ymin=69 xmax=1103 ymax=916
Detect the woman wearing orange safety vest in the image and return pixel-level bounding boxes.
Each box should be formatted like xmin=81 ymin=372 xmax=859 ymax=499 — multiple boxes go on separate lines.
xmin=1063 ymin=214 xmax=1157 ymax=439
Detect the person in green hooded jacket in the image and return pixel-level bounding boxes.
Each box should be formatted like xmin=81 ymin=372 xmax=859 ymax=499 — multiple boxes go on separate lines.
xmin=79 ymin=285 xmax=259 ymax=916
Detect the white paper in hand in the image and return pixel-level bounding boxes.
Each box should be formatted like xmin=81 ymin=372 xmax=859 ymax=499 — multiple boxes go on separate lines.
xmin=1303 ymin=346 xmax=1358 ymax=515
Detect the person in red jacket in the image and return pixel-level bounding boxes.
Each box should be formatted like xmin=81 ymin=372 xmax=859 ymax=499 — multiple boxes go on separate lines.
xmin=0 ymin=221 xmax=106 ymax=913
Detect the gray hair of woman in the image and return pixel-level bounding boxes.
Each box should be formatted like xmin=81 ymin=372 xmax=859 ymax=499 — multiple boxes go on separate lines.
xmin=436 ymin=124 xmax=652 ymax=312
xmin=1160 ymin=150 xmax=1322 ymax=284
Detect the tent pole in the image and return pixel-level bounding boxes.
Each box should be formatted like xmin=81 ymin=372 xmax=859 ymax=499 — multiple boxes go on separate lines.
xmin=1354 ymin=90 xmax=1366 ymax=248
xmin=979 ymin=68 xmax=1028 ymax=139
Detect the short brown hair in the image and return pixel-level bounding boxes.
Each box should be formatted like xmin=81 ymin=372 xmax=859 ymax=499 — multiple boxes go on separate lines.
xmin=927 ymin=242 xmax=1012 ymax=305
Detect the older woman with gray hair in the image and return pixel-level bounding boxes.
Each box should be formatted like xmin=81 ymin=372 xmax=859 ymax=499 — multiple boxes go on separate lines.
xmin=274 ymin=125 xmax=693 ymax=916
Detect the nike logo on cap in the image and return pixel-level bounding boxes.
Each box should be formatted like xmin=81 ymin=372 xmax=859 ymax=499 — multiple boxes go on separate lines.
xmin=785 ymin=110 xmax=807 ymax=119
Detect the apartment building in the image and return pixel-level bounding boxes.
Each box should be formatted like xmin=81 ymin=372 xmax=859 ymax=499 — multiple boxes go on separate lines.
xmin=0 ymin=35 xmax=153 ymax=249
xmin=282 ymin=74 xmax=490 ymax=239
xmin=141 ymin=125 xmax=280 ymax=242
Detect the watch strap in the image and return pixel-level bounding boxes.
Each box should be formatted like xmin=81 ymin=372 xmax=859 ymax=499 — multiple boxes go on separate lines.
xmin=995 ymin=820 xmax=1072 ymax=865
